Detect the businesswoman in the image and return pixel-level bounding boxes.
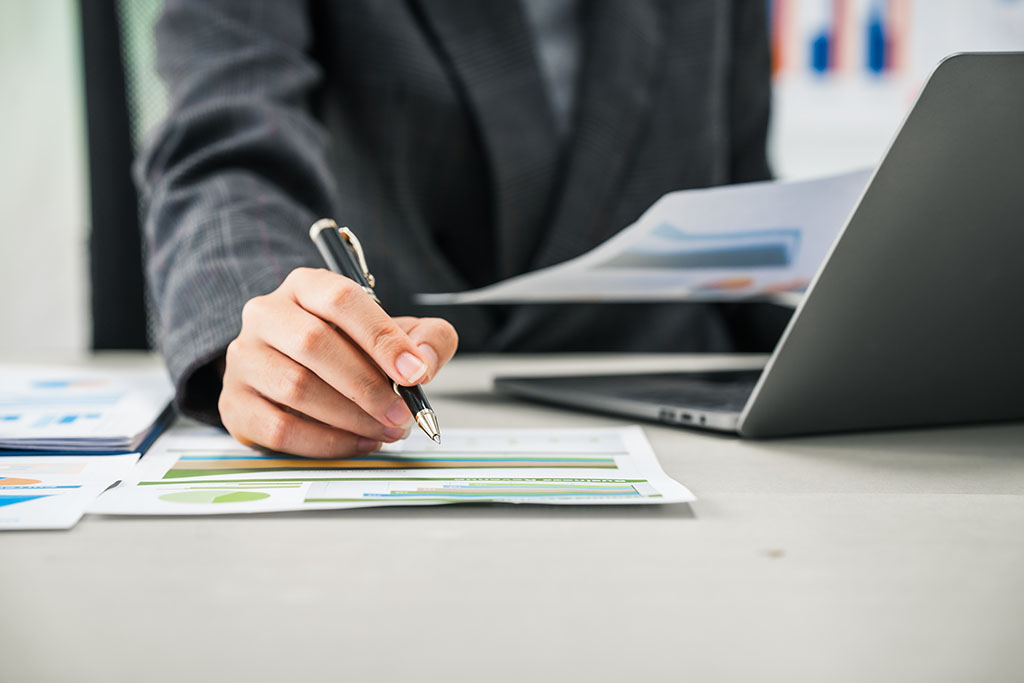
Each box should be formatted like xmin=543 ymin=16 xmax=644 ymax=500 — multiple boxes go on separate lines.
xmin=138 ymin=0 xmax=781 ymax=456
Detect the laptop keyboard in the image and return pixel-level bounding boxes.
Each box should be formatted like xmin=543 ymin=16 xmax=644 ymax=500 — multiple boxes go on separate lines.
xmin=503 ymin=371 xmax=762 ymax=412
xmin=609 ymin=371 xmax=761 ymax=410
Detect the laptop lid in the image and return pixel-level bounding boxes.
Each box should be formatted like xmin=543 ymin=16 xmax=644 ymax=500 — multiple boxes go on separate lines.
xmin=737 ymin=53 xmax=1024 ymax=438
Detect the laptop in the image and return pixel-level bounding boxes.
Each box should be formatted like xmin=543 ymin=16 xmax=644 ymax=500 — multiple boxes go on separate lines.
xmin=495 ymin=53 xmax=1024 ymax=438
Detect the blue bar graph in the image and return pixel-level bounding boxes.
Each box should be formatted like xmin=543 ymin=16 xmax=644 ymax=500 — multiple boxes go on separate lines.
xmin=866 ymin=5 xmax=887 ymax=74
xmin=811 ymin=29 xmax=831 ymax=73
xmin=0 ymin=494 xmax=52 ymax=508
xmin=32 ymin=413 xmax=103 ymax=429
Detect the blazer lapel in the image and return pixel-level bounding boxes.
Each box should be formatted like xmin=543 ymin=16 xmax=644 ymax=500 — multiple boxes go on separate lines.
xmin=531 ymin=0 xmax=668 ymax=270
xmin=411 ymin=0 xmax=563 ymax=279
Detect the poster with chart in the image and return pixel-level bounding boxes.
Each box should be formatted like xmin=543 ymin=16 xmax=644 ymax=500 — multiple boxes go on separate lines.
xmin=89 ymin=426 xmax=694 ymax=515
xmin=768 ymin=0 xmax=1024 ymax=178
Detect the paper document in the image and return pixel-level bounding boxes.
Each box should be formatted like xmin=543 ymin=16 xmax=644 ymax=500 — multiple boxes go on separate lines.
xmin=0 ymin=454 xmax=139 ymax=530
xmin=418 ymin=170 xmax=870 ymax=306
xmin=0 ymin=365 xmax=173 ymax=452
xmin=90 ymin=426 xmax=694 ymax=515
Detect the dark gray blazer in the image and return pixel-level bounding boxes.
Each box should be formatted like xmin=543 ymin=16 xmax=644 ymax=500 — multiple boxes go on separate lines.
xmin=138 ymin=0 xmax=783 ymax=423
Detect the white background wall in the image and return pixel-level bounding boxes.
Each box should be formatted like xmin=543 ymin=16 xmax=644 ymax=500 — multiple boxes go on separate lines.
xmin=0 ymin=1 xmax=88 ymax=356
xmin=0 ymin=0 xmax=1021 ymax=357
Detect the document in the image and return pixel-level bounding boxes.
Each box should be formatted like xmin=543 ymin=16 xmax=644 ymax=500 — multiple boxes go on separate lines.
xmin=418 ymin=170 xmax=870 ymax=306
xmin=0 ymin=454 xmax=139 ymax=530
xmin=89 ymin=426 xmax=694 ymax=515
xmin=0 ymin=365 xmax=173 ymax=452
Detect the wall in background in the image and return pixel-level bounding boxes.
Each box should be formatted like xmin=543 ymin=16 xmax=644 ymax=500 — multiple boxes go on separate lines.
xmin=0 ymin=1 xmax=88 ymax=355
xmin=0 ymin=1 xmax=1021 ymax=355
xmin=768 ymin=0 xmax=1024 ymax=178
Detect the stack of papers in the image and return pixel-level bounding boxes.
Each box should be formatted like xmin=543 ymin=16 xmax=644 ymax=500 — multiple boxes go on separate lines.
xmin=90 ymin=426 xmax=694 ymax=515
xmin=417 ymin=170 xmax=870 ymax=306
xmin=0 ymin=365 xmax=174 ymax=453
xmin=0 ymin=454 xmax=139 ymax=530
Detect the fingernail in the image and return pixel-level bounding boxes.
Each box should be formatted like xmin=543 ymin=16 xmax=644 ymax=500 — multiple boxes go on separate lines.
xmin=416 ymin=343 xmax=439 ymax=373
xmin=383 ymin=426 xmax=406 ymax=440
xmin=357 ymin=438 xmax=380 ymax=453
xmin=386 ymin=399 xmax=410 ymax=426
xmin=396 ymin=352 xmax=427 ymax=384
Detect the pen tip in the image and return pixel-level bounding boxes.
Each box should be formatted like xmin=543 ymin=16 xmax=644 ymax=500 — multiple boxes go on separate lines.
xmin=415 ymin=410 xmax=441 ymax=445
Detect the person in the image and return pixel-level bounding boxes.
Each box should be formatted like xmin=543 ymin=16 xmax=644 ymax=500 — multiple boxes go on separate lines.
xmin=138 ymin=0 xmax=787 ymax=458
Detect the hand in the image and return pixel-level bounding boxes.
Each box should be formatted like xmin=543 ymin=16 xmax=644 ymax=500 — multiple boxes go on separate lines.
xmin=218 ymin=267 xmax=458 ymax=457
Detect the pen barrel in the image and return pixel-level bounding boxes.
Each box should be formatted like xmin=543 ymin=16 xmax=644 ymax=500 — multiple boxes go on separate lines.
xmin=310 ymin=219 xmax=438 ymax=441
xmin=394 ymin=382 xmax=432 ymax=416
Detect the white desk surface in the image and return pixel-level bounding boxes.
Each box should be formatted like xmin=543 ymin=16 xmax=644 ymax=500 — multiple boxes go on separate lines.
xmin=3 ymin=352 xmax=1023 ymax=683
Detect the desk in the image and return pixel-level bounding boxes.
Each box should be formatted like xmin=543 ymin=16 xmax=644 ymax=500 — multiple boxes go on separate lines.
xmin=2 ymin=353 xmax=1023 ymax=682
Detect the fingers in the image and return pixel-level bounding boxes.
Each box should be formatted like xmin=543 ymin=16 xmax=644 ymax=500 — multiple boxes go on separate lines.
xmin=219 ymin=387 xmax=382 ymax=459
xmin=241 ymin=294 xmax=413 ymax=427
xmin=394 ymin=317 xmax=459 ymax=383
xmin=281 ymin=268 xmax=430 ymax=387
xmin=226 ymin=338 xmax=411 ymax=442
xmin=221 ymin=267 xmax=459 ymax=458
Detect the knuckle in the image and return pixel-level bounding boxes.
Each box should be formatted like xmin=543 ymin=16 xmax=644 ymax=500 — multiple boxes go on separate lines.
xmin=225 ymin=338 xmax=242 ymax=364
xmin=285 ymin=267 xmax=314 ymax=287
xmin=367 ymin=321 xmax=402 ymax=356
xmin=278 ymin=366 xmax=311 ymax=405
xmin=240 ymin=296 xmax=265 ymax=326
xmin=326 ymin=279 xmax=359 ymax=309
xmin=347 ymin=370 xmax=385 ymax=408
xmin=295 ymin=321 xmax=329 ymax=356
xmin=217 ymin=390 xmax=232 ymax=424
xmin=260 ymin=411 xmax=292 ymax=451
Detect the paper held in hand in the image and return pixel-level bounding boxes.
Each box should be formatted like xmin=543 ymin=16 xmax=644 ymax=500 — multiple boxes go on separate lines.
xmin=416 ymin=170 xmax=870 ymax=307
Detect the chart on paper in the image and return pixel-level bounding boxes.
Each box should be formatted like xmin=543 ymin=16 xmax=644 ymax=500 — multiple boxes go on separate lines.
xmin=90 ymin=426 xmax=695 ymax=515
xmin=0 ymin=454 xmax=140 ymax=530
xmin=0 ymin=365 xmax=173 ymax=451
xmin=161 ymin=432 xmax=626 ymax=478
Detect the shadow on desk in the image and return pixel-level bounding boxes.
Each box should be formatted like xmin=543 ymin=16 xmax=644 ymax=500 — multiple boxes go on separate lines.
xmin=758 ymin=421 xmax=1024 ymax=457
xmin=94 ymin=502 xmax=696 ymax=523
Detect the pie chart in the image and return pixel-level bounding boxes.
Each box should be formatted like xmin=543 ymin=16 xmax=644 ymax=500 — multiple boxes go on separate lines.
xmin=159 ymin=490 xmax=271 ymax=504
xmin=0 ymin=477 xmax=41 ymax=487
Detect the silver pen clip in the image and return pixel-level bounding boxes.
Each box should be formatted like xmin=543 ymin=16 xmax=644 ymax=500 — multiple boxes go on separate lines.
xmin=337 ymin=226 xmax=376 ymax=289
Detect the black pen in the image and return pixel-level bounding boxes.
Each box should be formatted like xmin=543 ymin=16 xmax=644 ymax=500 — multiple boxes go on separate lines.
xmin=309 ymin=218 xmax=441 ymax=443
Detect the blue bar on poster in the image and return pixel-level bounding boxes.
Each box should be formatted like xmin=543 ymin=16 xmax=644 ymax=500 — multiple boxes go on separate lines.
xmin=811 ymin=30 xmax=831 ymax=73
xmin=867 ymin=5 xmax=887 ymax=74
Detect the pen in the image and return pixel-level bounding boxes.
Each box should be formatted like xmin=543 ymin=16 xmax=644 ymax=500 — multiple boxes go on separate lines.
xmin=309 ymin=218 xmax=441 ymax=444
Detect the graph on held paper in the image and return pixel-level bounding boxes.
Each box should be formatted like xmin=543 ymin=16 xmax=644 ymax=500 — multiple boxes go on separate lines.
xmin=599 ymin=224 xmax=801 ymax=270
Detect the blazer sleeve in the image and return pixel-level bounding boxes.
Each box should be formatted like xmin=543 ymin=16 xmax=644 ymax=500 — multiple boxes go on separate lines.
xmin=136 ymin=0 xmax=334 ymax=425
xmin=728 ymin=0 xmax=773 ymax=183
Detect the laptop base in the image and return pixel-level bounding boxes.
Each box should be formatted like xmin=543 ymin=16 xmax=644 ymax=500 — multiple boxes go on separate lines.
xmin=494 ymin=370 xmax=761 ymax=433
